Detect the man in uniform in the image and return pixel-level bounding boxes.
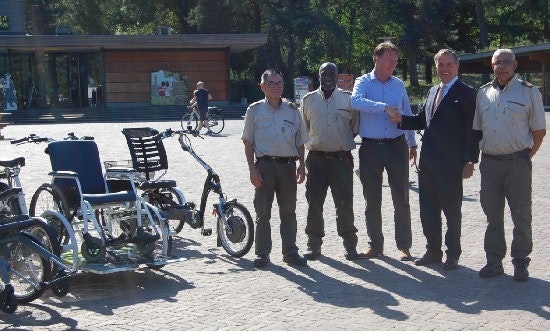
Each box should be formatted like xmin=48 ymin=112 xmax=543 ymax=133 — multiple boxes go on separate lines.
xmin=242 ymin=69 xmax=309 ymax=268
xmin=300 ymin=62 xmax=360 ymax=261
xmin=474 ymin=48 xmax=546 ymax=281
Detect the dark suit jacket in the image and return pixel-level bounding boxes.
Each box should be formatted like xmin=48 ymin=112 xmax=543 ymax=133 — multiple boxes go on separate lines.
xmin=399 ymin=80 xmax=479 ymax=175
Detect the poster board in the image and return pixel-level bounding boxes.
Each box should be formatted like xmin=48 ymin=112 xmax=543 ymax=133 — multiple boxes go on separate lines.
xmin=151 ymin=70 xmax=188 ymax=105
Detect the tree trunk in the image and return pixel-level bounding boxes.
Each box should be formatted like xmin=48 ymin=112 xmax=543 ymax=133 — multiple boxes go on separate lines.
xmin=407 ymin=44 xmax=419 ymax=86
xmin=34 ymin=50 xmax=48 ymax=108
xmin=30 ymin=4 xmax=48 ymax=108
xmin=474 ymin=0 xmax=490 ymax=83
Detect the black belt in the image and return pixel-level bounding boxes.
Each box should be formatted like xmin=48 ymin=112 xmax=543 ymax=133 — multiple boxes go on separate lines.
xmin=258 ymin=156 xmax=298 ymax=164
xmin=309 ymin=150 xmax=351 ymax=159
xmin=362 ymin=134 xmax=404 ymax=144
xmin=482 ymin=149 xmax=530 ymax=161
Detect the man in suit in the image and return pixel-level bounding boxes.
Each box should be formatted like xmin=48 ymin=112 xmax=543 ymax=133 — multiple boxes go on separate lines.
xmin=388 ymin=49 xmax=480 ymax=270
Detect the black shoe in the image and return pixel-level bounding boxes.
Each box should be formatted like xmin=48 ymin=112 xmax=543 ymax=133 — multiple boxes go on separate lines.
xmin=414 ymin=251 xmax=442 ymax=266
xmin=303 ymin=248 xmax=321 ymax=260
xmin=479 ymin=261 xmax=504 ymax=278
xmin=345 ymin=250 xmax=361 ymax=261
xmin=253 ymin=254 xmax=270 ymax=268
xmin=443 ymin=257 xmax=459 ymax=270
xmin=283 ymin=253 xmax=308 ymax=266
xmin=512 ymin=258 xmax=530 ymax=282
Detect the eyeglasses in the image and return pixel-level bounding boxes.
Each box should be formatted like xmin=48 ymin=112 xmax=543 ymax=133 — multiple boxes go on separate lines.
xmin=266 ymin=81 xmax=284 ymax=88
xmin=493 ymin=60 xmax=514 ymax=67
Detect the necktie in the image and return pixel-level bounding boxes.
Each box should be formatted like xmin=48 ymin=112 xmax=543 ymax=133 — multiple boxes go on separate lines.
xmin=435 ymin=84 xmax=446 ymax=109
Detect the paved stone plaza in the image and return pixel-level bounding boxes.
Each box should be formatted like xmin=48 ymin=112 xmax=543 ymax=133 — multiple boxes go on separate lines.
xmin=0 ymin=117 xmax=549 ymax=330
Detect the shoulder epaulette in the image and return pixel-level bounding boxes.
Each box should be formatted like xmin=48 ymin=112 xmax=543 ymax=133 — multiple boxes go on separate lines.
xmin=302 ymin=91 xmax=315 ymax=101
xmin=248 ymin=100 xmax=263 ymax=109
xmin=288 ymin=102 xmax=298 ymax=110
xmin=520 ymin=80 xmax=534 ymax=88
xmin=479 ymin=82 xmax=491 ymax=89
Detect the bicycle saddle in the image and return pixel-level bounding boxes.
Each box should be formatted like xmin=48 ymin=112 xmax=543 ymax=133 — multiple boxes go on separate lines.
xmin=138 ymin=180 xmax=177 ymax=190
xmin=0 ymin=157 xmax=25 ymax=168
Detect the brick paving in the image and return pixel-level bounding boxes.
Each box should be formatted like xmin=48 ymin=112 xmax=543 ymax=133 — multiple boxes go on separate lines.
xmin=0 ymin=117 xmax=549 ymax=330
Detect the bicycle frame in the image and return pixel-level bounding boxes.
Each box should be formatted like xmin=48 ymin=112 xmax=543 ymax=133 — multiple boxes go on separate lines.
xmin=0 ymin=158 xmax=29 ymax=215
xmin=175 ymin=133 xmax=233 ymax=235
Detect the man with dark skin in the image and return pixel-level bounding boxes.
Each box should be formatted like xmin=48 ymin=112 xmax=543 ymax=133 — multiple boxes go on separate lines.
xmin=300 ymin=62 xmax=360 ymax=261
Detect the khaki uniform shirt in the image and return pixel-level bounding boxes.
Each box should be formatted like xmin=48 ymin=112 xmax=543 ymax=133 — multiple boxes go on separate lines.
xmin=242 ymin=98 xmax=309 ymax=157
xmin=473 ymin=75 xmax=546 ymax=155
xmin=301 ymin=88 xmax=359 ymax=152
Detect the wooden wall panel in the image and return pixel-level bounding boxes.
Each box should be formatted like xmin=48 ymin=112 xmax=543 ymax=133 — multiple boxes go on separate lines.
xmin=105 ymin=50 xmax=228 ymax=104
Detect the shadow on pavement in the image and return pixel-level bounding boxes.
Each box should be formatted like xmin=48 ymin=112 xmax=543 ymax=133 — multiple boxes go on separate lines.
xmin=270 ymin=254 xmax=550 ymax=321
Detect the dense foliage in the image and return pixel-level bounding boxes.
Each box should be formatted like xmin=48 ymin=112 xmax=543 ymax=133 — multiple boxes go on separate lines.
xmin=25 ymin=0 xmax=549 ymax=100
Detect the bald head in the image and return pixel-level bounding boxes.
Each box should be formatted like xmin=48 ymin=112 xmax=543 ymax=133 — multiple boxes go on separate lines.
xmin=319 ymin=62 xmax=338 ymax=92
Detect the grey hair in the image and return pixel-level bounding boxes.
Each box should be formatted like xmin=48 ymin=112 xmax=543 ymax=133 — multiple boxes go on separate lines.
xmin=492 ymin=49 xmax=515 ymax=62
xmin=434 ymin=49 xmax=459 ymax=65
xmin=261 ymin=69 xmax=283 ymax=83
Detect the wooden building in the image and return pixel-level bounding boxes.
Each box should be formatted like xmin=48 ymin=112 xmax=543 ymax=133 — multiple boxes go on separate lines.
xmin=0 ymin=33 xmax=267 ymax=108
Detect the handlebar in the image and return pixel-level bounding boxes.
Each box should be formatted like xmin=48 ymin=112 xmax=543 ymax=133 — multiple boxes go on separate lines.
xmin=11 ymin=133 xmax=94 ymax=145
xmin=11 ymin=134 xmax=50 ymax=145
xmin=162 ymin=128 xmax=204 ymax=140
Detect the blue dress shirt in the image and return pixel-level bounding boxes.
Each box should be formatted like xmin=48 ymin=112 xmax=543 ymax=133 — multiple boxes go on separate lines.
xmin=351 ymin=71 xmax=416 ymax=147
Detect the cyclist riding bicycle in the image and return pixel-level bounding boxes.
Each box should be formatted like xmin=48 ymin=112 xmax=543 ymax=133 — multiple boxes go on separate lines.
xmin=189 ymin=81 xmax=213 ymax=135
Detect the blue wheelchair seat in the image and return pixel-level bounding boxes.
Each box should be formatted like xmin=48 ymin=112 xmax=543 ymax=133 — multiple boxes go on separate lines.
xmin=47 ymin=140 xmax=136 ymax=205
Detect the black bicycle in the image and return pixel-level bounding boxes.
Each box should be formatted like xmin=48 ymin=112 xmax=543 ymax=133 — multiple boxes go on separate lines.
xmin=180 ymin=105 xmax=225 ymax=134
xmin=120 ymin=127 xmax=254 ymax=257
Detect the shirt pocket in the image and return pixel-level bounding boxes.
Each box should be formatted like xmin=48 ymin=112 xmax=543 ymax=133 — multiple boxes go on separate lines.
xmin=282 ymin=119 xmax=297 ymax=146
xmin=255 ymin=118 xmax=272 ymax=143
xmin=477 ymin=99 xmax=493 ymax=132
xmin=505 ymin=100 xmax=528 ymax=124
xmin=336 ymin=108 xmax=354 ymax=134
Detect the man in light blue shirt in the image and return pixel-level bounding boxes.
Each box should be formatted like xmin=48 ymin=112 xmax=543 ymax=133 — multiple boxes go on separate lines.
xmin=351 ymin=41 xmax=417 ymax=261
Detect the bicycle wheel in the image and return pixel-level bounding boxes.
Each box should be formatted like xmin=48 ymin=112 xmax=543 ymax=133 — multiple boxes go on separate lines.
xmin=208 ymin=114 xmax=225 ymax=134
xmin=181 ymin=113 xmax=198 ymax=131
xmin=0 ymin=182 xmax=22 ymax=216
xmin=29 ymin=184 xmax=71 ymax=246
xmin=217 ymin=201 xmax=254 ymax=257
xmin=6 ymin=235 xmax=53 ymax=303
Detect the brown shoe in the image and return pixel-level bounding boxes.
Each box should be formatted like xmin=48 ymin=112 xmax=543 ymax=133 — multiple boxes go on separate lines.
xmin=358 ymin=247 xmax=383 ymax=259
xmin=399 ymin=248 xmax=413 ymax=261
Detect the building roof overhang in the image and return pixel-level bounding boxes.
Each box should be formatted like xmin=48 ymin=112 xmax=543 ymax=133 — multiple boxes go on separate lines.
xmin=0 ymin=33 xmax=268 ymax=54
xmin=459 ymin=42 xmax=550 ymax=73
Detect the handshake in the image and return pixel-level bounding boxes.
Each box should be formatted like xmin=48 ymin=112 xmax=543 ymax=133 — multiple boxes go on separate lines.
xmin=385 ymin=105 xmax=402 ymax=123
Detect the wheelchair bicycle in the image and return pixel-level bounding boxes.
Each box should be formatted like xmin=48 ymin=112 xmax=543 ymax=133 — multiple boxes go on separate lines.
xmin=116 ymin=127 xmax=254 ymax=258
xmin=17 ymin=134 xmax=182 ymax=273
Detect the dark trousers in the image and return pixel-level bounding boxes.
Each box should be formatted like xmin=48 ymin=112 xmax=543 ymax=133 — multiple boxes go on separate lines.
xmin=418 ymin=169 xmax=463 ymax=259
xmin=358 ymin=136 xmax=412 ymax=250
xmin=480 ymin=156 xmax=532 ymax=263
xmin=305 ymin=151 xmax=358 ymax=251
xmin=254 ymin=158 xmax=299 ymax=256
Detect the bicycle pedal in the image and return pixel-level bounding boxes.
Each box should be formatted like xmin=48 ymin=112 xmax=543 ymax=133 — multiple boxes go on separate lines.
xmin=202 ymin=228 xmax=212 ymax=236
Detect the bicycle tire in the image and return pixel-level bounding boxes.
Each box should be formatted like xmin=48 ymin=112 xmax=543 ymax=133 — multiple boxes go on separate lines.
xmin=208 ymin=114 xmax=225 ymax=134
xmin=217 ymin=201 xmax=254 ymax=258
xmin=29 ymin=184 xmax=71 ymax=247
xmin=181 ymin=113 xmax=198 ymax=131
xmin=7 ymin=234 xmax=53 ymax=303
xmin=144 ymin=187 xmax=185 ymax=234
